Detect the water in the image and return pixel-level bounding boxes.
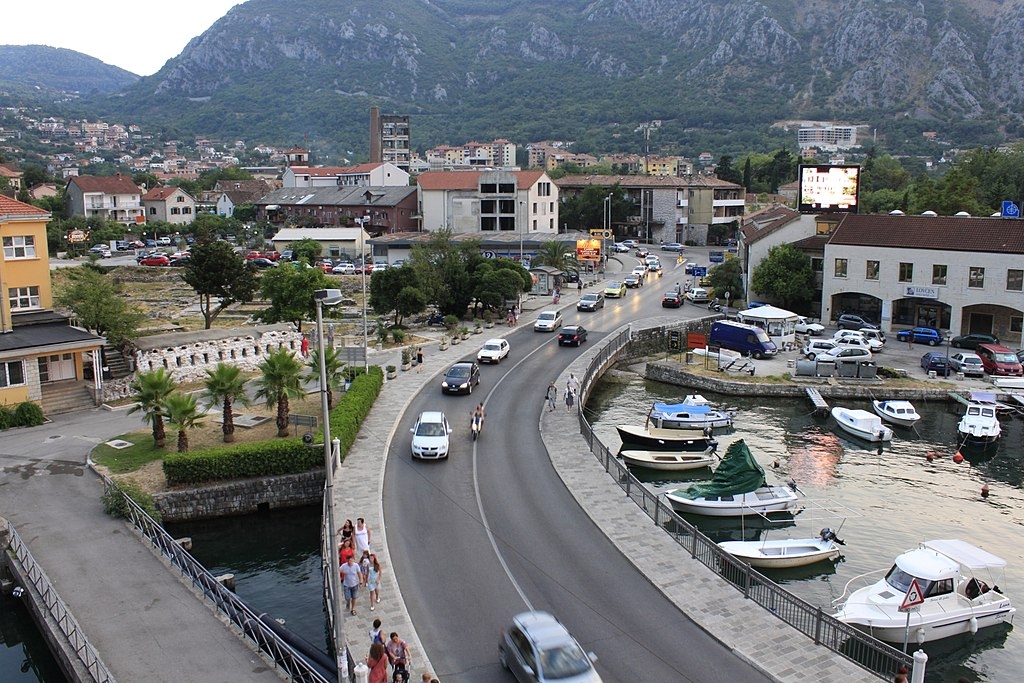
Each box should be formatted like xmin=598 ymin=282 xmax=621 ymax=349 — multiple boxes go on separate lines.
xmin=0 ymin=592 xmax=68 ymax=683
xmin=586 ymin=374 xmax=1024 ymax=683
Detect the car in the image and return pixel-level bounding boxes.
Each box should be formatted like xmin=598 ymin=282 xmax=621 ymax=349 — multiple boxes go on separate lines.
xmin=832 ymin=329 xmax=884 ymax=351
xmin=835 ymin=313 xmax=879 ymax=330
xmin=247 ymin=257 xmax=278 ymax=269
xmin=392 ymin=259 xmax=405 ymax=266
xmin=169 ymin=251 xmax=190 ymax=260
xmin=793 ymin=316 xmax=824 ymax=336
xmin=948 ymin=352 xmax=985 ymax=377
xmin=611 ymin=242 xmax=629 ymax=253
xmin=499 ymin=611 xmax=601 ymax=683
xmin=317 ymin=259 xmax=334 ymax=273
xmin=1017 ymin=348 xmax=1024 ymax=364
xmin=139 ymin=253 xmax=170 ymax=266
xmin=372 ymin=263 xmax=389 ymax=272
xmin=534 ymin=310 xmax=563 ymax=332
xmin=332 ymin=262 xmax=356 ymax=275
xmin=557 ymin=325 xmax=588 ymax=346
xmin=950 ymin=332 xmax=999 ymax=349
xmin=621 ymin=239 xmax=638 ymax=248
xmin=115 ymin=241 xmax=131 ymax=251
xmin=603 ymin=282 xmax=627 ymax=298
xmin=975 ymin=343 xmax=1024 ymax=376
xmin=576 ymin=292 xmax=604 ymax=311
xmin=661 ymin=290 xmax=682 ymax=308
xmin=89 ymin=245 xmax=112 ymax=258
xmin=821 ymin=346 xmax=873 ymax=362
xmin=156 ymin=236 xmax=172 ymax=246
xmin=635 ymin=247 xmax=650 ymax=258
xmin=168 ymin=257 xmax=190 ymax=267
xmin=803 ymin=339 xmax=838 ymax=360
xmin=920 ymin=351 xmax=950 ymax=376
xmin=441 ymin=361 xmax=481 ymax=394
xmin=279 ymin=250 xmax=294 ymax=261
xmin=684 ymin=287 xmax=710 ymax=304
xmin=660 ymin=242 xmax=684 ymax=252
xmin=684 ymin=262 xmax=696 ymax=274
xmin=560 ymin=270 xmax=581 ymax=284
xmin=143 ymin=239 xmax=157 ymax=248
xmin=477 ymin=338 xmax=510 ymax=364
xmin=646 ymin=261 xmax=662 ymax=274
xmin=409 ymin=411 xmax=452 ymax=460
xmin=895 ymin=327 xmax=943 ymax=346
xmin=630 ymin=266 xmax=648 ymax=281
xmin=623 ymin=274 xmax=642 ymax=288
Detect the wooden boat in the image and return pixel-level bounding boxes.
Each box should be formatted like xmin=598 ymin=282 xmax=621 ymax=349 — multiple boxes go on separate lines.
xmin=648 ymin=401 xmax=733 ymax=430
xmin=957 ymin=402 xmax=1001 ymax=444
xmin=831 ymin=406 xmax=894 ymax=442
xmin=619 ymin=447 xmax=716 ymax=471
xmin=871 ymin=400 xmax=921 ymax=428
xmin=718 ymin=528 xmax=844 ymax=569
xmin=616 ymin=424 xmax=717 ymax=452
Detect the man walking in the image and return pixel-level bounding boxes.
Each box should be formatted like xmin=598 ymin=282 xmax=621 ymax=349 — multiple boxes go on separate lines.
xmin=341 ymin=554 xmax=361 ymax=616
xmin=545 ymin=382 xmax=557 ymax=412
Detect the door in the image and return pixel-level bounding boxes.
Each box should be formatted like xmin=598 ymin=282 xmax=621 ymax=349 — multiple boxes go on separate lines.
xmin=38 ymin=353 xmax=76 ymax=382
xmin=969 ymin=312 xmax=994 ymax=335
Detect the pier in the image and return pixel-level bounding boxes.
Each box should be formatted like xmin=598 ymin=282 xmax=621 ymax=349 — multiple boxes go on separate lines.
xmin=806 ymin=388 xmax=830 ymax=415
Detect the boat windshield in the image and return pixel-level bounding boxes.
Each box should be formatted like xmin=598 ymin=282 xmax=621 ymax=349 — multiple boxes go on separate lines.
xmin=884 ymin=565 xmax=939 ymax=597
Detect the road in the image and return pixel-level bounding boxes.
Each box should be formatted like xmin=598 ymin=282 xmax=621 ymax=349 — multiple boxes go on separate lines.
xmin=382 ymin=254 xmax=773 ymax=682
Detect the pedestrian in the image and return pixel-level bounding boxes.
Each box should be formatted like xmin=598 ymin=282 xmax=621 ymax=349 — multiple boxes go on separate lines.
xmin=338 ymin=537 xmax=356 ymax=565
xmin=513 ymin=304 xmax=520 ymax=325
xmin=367 ymin=554 xmax=382 ymax=608
xmin=366 ymin=641 xmax=388 ymax=683
xmin=507 ymin=309 xmax=514 ymax=327
xmin=565 ymin=385 xmax=575 ymax=412
xmin=300 ymin=334 xmax=309 ymax=358
xmin=567 ymin=373 xmax=580 ymax=395
xmin=354 ymin=517 xmax=371 ymax=555
xmin=339 ymin=518 xmax=354 ymax=546
xmin=327 ymin=323 xmax=335 ymax=348
xmin=386 ymin=632 xmax=412 ymax=682
xmin=359 ymin=549 xmax=372 ymax=588
xmin=545 ymin=382 xmax=557 ymax=412
xmin=340 ymin=554 xmax=361 ymax=616
xmin=577 ymin=279 xmax=583 ymax=294
xmin=552 ymin=288 xmax=560 ymax=304
xmin=416 ymin=347 xmax=424 ymax=373
xmin=369 ymin=617 xmax=385 ymax=645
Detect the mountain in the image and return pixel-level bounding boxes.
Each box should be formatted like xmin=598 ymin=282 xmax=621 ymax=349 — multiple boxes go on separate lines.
xmin=0 ymin=46 xmax=138 ymax=95
xmin=68 ymin=1 xmax=1024 ymax=156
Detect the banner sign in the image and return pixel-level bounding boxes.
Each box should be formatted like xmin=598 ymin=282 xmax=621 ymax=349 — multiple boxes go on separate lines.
xmin=577 ymin=239 xmax=601 ymax=261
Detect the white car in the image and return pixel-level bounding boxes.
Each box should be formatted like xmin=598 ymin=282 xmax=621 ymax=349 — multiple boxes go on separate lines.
xmin=477 ymin=338 xmax=510 ymax=364
xmin=332 ymin=262 xmax=356 ymax=274
xmin=821 ymin=346 xmax=873 ymax=362
xmin=803 ymin=339 xmax=838 ymax=360
xmin=948 ymin=352 xmax=984 ymax=377
xmin=534 ymin=310 xmax=563 ymax=332
xmin=410 ymin=411 xmax=452 ymax=460
xmin=630 ymin=266 xmax=648 ymax=281
xmin=611 ymin=242 xmax=630 ymax=253
xmin=89 ymin=245 xmax=112 ymax=258
xmin=833 ymin=330 xmax=884 ymax=352
xmin=684 ymin=287 xmax=710 ymax=303
xmin=794 ymin=316 xmax=824 ymax=335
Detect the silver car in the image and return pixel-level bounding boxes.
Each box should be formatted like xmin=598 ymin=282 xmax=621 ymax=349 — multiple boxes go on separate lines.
xmin=499 ymin=611 xmax=601 ymax=683
xmin=534 ymin=310 xmax=563 ymax=332
xmin=948 ymin=352 xmax=984 ymax=377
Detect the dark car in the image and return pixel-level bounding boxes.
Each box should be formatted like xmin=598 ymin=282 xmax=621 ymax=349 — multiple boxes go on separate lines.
xmin=920 ymin=351 xmax=950 ymax=376
xmin=836 ymin=313 xmax=879 ymax=330
xmin=576 ymin=292 xmax=604 ymax=311
xmin=247 ymin=257 xmax=279 ymax=269
xmin=661 ymin=290 xmax=682 ymax=308
xmin=623 ymin=273 xmax=642 ymax=288
xmin=168 ymin=257 xmax=190 ymax=267
xmin=441 ymin=361 xmax=481 ymax=395
xmin=950 ymin=332 xmax=999 ymax=349
xmin=557 ymin=325 xmax=588 ymax=347
xmin=139 ymin=253 xmax=170 ymax=266
xmin=895 ymin=327 xmax=942 ymax=346
xmin=560 ymin=270 xmax=580 ymax=284
xmin=635 ymin=247 xmax=650 ymax=258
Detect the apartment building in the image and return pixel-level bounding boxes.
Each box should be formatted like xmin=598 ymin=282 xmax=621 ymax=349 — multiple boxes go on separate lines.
xmin=417 ymin=170 xmax=559 ymax=237
xmin=64 ymin=174 xmax=145 ymax=225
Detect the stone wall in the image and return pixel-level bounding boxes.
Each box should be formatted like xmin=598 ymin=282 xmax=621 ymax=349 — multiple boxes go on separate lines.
xmin=153 ymin=470 xmax=324 ymax=522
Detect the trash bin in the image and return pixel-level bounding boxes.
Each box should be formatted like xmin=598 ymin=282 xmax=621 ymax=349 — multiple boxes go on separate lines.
xmin=837 ymin=361 xmax=858 ymax=378
xmin=685 ymin=352 xmax=694 ymax=364
xmin=815 ymin=360 xmax=835 ymax=377
xmin=858 ymin=361 xmax=878 ymax=379
xmin=795 ymin=359 xmax=816 ymax=377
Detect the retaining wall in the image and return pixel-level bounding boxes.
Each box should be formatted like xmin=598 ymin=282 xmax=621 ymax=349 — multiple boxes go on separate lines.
xmin=153 ymin=470 xmax=323 ymax=522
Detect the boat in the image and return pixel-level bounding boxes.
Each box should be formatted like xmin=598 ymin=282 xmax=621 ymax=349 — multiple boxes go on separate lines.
xmin=718 ymin=527 xmax=845 ymax=569
xmin=871 ymin=400 xmax=921 ymax=428
xmin=616 ymin=424 xmax=718 ymax=452
xmin=664 ymin=440 xmax=801 ymax=517
xmin=957 ymin=402 xmax=1001 ymax=444
xmin=648 ymin=401 xmax=734 ymax=430
xmin=831 ymin=407 xmax=894 ymax=442
xmin=619 ymin=447 xmax=717 ymax=471
xmin=833 ymin=539 xmax=1015 ymax=644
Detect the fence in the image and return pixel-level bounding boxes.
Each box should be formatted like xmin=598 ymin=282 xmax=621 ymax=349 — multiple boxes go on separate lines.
xmin=575 ymin=323 xmax=914 ymax=680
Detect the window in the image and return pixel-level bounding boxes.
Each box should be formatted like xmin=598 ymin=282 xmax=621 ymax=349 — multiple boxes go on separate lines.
xmin=481 ymin=199 xmax=497 ymax=214
xmin=932 ymin=264 xmax=947 ymax=286
xmin=865 ymin=260 xmax=879 ymax=280
xmin=480 ymin=216 xmax=497 ymax=231
xmin=811 ymin=257 xmax=823 ymax=273
xmin=1007 ymin=269 xmax=1023 ymax=291
xmin=898 ymin=262 xmax=913 ymax=282
xmin=0 ymin=360 xmax=26 ymax=388
xmin=498 ymin=183 xmax=515 ymax=194
xmin=176 ymin=195 xmax=185 ymax=202
xmin=9 ymin=286 xmax=40 ymax=311
xmin=537 ymin=182 xmax=551 ymax=197
xmin=170 ymin=207 xmax=180 ymax=215
xmin=2 ymin=235 xmax=36 ymax=258
xmin=183 ymin=207 xmax=192 ymax=214
xmin=480 ymin=183 xmax=497 ymax=194
xmin=149 ymin=207 xmax=157 ymax=215
xmin=1010 ymin=316 xmax=1022 ymax=334
xmin=969 ymin=266 xmax=985 ymax=288
xmin=834 ymin=258 xmax=847 ymax=278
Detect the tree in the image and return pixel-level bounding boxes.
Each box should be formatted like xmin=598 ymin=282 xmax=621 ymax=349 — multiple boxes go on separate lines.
xmin=307 ymin=344 xmax=345 ymax=411
xmin=716 ymin=155 xmax=742 ymax=184
xmin=370 ymin=265 xmax=426 ymax=326
xmin=164 ymin=392 xmax=205 ymax=453
xmin=255 ymin=264 xmax=330 ymax=332
xmin=707 ymin=257 xmax=744 ymax=303
xmin=749 ymin=244 xmax=815 ymax=310
xmin=530 ymin=240 xmax=574 ymax=271
xmin=471 ymin=261 xmax=531 ymax=314
xmin=254 ymin=348 xmax=305 ymax=437
xmin=291 ymin=238 xmax=323 ymax=264
xmin=409 ymin=232 xmax=485 ymax=317
xmin=132 ymin=172 xmax=160 ymax=191
xmin=202 ymin=363 xmax=251 ymax=443
xmin=181 ymin=240 xmax=259 ymax=329
xmin=126 ymin=369 xmax=175 ymax=448
xmin=53 ymin=265 xmax=145 ymax=350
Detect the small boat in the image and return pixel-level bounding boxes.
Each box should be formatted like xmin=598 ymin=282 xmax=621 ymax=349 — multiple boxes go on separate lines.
xmin=648 ymin=401 xmax=733 ymax=430
xmin=833 ymin=539 xmax=1015 ymax=644
xmin=957 ymin=402 xmax=1001 ymax=443
xmin=831 ymin=407 xmax=894 ymax=443
xmin=871 ymin=400 xmax=921 ymax=428
xmin=619 ymin=447 xmax=717 ymax=471
xmin=616 ymin=424 xmax=718 ymax=452
xmin=718 ymin=527 xmax=845 ymax=569
xmin=665 ymin=440 xmax=801 ymax=517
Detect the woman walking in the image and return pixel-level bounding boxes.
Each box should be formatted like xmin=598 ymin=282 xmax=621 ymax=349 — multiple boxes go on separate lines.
xmin=367 ymin=554 xmax=382 ymax=610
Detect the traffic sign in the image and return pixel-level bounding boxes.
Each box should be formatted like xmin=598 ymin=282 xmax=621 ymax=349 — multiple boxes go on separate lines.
xmin=691 ymin=266 xmax=707 ymax=277
xmin=899 ymin=578 xmax=925 ymax=611
xmin=1001 ymin=201 xmax=1020 ymax=218
xmin=589 ymin=229 xmax=612 ymax=239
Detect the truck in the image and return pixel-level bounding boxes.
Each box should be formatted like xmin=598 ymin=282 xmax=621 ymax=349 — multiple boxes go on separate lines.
xmin=709 ymin=320 xmax=778 ymax=359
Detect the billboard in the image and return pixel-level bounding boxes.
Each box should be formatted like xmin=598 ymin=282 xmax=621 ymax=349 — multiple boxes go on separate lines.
xmin=797 ymin=165 xmax=860 ymax=213
xmin=576 ymin=239 xmax=601 ymax=261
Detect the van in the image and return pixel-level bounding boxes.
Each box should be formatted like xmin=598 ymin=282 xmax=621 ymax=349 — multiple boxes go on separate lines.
xmin=709 ymin=320 xmax=778 ymax=359
xmin=975 ymin=343 xmax=1024 ymax=376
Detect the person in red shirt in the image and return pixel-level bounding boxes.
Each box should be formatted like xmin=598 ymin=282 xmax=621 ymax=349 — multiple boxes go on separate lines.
xmin=366 ymin=642 xmax=388 ymax=683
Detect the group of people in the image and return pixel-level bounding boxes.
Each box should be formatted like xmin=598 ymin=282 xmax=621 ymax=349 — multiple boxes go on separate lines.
xmin=505 ymin=304 xmax=520 ymax=327
xmin=545 ymin=373 xmax=580 ymax=412
xmin=339 ymin=518 xmax=381 ymax=615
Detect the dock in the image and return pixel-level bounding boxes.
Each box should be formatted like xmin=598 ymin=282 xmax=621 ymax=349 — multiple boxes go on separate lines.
xmin=806 ymin=388 xmax=829 ymax=415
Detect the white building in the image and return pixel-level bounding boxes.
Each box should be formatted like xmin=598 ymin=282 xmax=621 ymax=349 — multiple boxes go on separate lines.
xmin=416 ymin=170 xmax=559 ymax=236
xmin=282 ymin=163 xmax=410 ymax=189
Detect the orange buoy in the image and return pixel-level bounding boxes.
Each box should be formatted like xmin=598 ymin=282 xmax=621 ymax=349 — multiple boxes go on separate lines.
xmin=953 ymin=452 xmax=964 ymax=464
xmin=926 ymin=453 xmax=935 ymax=462
xmin=981 ymin=484 xmax=990 ymax=498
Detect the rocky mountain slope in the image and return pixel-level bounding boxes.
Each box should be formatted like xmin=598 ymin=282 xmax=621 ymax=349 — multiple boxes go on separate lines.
xmin=0 ymin=46 xmax=138 ymax=95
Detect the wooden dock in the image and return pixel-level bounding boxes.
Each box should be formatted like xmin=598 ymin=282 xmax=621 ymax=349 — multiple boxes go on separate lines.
xmin=806 ymin=388 xmax=829 ymax=415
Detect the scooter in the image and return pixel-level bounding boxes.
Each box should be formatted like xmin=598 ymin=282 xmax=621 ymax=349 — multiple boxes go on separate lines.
xmin=470 ymin=414 xmax=483 ymax=441
xmin=426 ymin=311 xmax=445 ymax=326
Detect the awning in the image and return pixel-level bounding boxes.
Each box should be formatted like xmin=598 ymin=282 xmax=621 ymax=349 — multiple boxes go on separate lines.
xmin=265 ymin=204 xmax=280 ymax=210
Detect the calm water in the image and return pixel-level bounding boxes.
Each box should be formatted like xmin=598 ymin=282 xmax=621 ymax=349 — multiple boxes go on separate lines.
xmin=586 ymin=374 xmax=1024 ymax=683
xmin=0 ymin=591 xmax=68 ymax=683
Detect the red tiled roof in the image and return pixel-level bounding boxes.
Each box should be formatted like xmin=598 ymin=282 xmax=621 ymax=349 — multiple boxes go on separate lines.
xmin=0 ymin=195 xmax=49 ymax=218
xmin=67 ymin=175 xmax=141 ymax=194
xmin=416 ymin=170 xmax=545 ymax=191
xmin=831 ymin=214 xmax=1024 ymax=254
xmin=740 ymin=205 xmax=801 ymax=242
xmin=142 ymin=187 xmax=181 ymax=200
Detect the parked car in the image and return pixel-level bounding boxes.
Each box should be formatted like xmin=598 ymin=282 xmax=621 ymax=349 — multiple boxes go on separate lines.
xmin=441 ymin=361 xmax=481 ymax=394
xmin=89 ymin=245 xmax=112 ymax=258
xmin=803 ymin=339 xmax=838 ymax=360
xmin=115 ymin=241 xmax=131 ymax=251
xmin=576 ymin=293 xmax=604 ymax=312
xmin=279 ymin=250 xmax=294 ymax=261
xmin=975 ymin=343 xmax=1024 ymax=376
xmin=332 ymin=262 xmax=356 ymax=275
xmin=920 ymin=351 xmax=950 ymax=376
xmin=139 ymin=253 xmax=170 ymax=266
xmin=821 ymin=346 xmax=873 ymax=363
xmin=895 ymin=327 xmax=943 ymax=346
xmin=611 ymin=242 xmax=629 ymax=253
xmin=710 ymin=320 xmax=778 ymax=359
xmin=1017 ymin=348 xmax=1024 ymax=364
xmin=409 ymin=411 xmax=452 ymax=460
xmin=603 ymin=281 xmax=627 ymax=298
xmin=477 ymin=338 xmax=510 ymax=364
xmin=534 ymin=310 xmax=563 ymax=332
xmin=684 ymin=287 xmax=710 ymax=304
xmin=371 ymin=262 xmax=389 ymax=273
xmin=950 ymin=332 xmax=999 ymax=349
xmin=835 ymin=313 xmax=879 ymax=330
xmin=948 ymin=352 xmax=985 ymax=377
xmin=623 ymin=273 xmax=643 ymax=288
xmin=557 ymin=325 xmax=588 ymax=347
xmin=793 ymin=316 xmax=824 ymax=336
xmin=661 ymin=290 xmax=682 ymax=308
xmin=499 ymin=611 xmax=601 ymax=683
xmin=168 ymin=257 xmax=190 ymax=267
xmin=660 ymin=242 xmax=684 ymax=252
xmin=247 ymin=257 xmax=278 ymax=269
xmin=156 ymin=236 xmax=172 ymax=246
xmin=832 ymin=330 xmax=884 ymax=352
xmin=560 ymin=270 xmax=580 ymax=284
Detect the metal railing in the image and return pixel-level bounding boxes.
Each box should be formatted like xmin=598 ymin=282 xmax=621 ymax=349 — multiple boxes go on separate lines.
xmin=5 ymin=519 xmax=115 ymax=683
xmin=575 ymin=325 xmax=913 ymax=680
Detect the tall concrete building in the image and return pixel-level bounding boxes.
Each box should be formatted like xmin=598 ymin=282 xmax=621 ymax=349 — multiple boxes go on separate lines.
xmin=369 ymin=107 xmax=411 ymax=172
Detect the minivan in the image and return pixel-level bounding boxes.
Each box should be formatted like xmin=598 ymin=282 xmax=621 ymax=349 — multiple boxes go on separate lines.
xmin=709 ymin=320 xmax=778 ymax=359
xmin=975 ymin=343 xmax=1024 ymax=376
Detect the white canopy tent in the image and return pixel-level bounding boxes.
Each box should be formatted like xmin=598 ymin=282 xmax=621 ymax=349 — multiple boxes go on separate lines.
xmin=736 ymin=305 xmax=800 ymax=345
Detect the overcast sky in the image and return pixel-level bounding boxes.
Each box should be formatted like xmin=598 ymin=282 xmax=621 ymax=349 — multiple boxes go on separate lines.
xmin=1 ymin=1 xmax=245 ymax=76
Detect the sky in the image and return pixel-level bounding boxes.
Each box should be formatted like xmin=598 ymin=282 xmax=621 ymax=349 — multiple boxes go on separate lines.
xmin=0 ymin=1 xmax=246 ymax=76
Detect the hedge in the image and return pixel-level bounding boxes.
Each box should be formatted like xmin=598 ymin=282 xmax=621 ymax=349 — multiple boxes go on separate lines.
xmin=0 ymin=401 xmax=46 ymax=431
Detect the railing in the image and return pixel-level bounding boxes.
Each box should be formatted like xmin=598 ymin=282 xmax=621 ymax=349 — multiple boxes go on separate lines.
xmin=102 ymin=477 xmax=337 ymax=683
xmin=574 ymin=325 xmax=914 ymax=681
xmin=5 ymin=519 xmax=115 ymax=683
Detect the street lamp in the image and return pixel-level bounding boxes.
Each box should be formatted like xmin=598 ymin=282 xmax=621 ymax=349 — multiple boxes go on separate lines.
xmin=314 ymin=288 xmax=347 ymax=679
xmin=354 ymin=217 xmax=371 ymax=371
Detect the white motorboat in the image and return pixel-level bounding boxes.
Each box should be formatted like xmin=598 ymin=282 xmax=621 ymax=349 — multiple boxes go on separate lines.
xmin=718 ymin=528 xmax=845 ymax=569
xmin=871 ymin=400 xmax=921 ymax=428
xmin=665 ymin=440 xmax=801 ymax=517
xmin=957 ymin=402 xmax=1001 ymax=444
xmin=833 ymin=539 xmax=1015 ymax=644
xmin=616 ymin=424 xmax=717 ymax=451
xmin=648 ymin=401 xmax=733 ymax=430
xmin=831 ymin=407 xmax=894 ymax=443
xmin=619 ymin=447 xmax=716 ymax=471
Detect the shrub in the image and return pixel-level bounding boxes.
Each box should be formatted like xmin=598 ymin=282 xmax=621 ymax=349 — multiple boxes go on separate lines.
xmin=14 ymin=401 xmax=45 ymax=428
xmin=443 ymin=314 xmax=459 ymax=330
xmin=401 ymin=348 xmax=412 ymax=365
xmin=102 ymin=478 xmax=162 ymax=522
xmin=0 ymin=405 xmax=14 ymax=430
xmin=391 ymin=329 xmax=405 ymax=344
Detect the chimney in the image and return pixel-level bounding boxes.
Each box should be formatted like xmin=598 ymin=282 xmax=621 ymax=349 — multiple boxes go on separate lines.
xmin=369 ymin=107 xmax=382 ymax=164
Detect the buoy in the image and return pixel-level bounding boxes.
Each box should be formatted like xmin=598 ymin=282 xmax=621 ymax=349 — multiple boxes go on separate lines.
xmin=926 ymin=453 xmax=934 ymax=462
xmin=981 ymin=484 xmax=990 ymax=498
xmin=772 ymin=459 xmax=780 ymax=469
xmin=970 ymin=616 xmax=979 ymax=634
xmin=953 ymin=452 xmax=964 ymax=464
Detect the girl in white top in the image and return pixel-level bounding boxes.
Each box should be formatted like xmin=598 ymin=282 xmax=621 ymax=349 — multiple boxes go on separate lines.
xmin=354 ymin=517 xmax=371 ymax=555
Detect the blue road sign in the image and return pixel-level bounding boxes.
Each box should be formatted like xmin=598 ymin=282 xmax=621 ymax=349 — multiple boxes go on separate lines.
xmin=691 ymin=266 xmax=707 ymax=277
xmin=1001 ymin=201 xmax=1020 ymax=218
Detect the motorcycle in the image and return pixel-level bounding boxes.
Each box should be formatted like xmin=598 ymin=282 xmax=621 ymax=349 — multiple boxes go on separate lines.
xmin=470 ymin=413 xmax=484 ymax=440
xmin=426 ymin=311 xmax=445 ymax=326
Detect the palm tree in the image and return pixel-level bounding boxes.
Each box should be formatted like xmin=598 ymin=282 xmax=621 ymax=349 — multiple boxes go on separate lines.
xmin=163 ymin=392 xmax=206 ymax=453
xmin=126 ymin=368 xmax=175 ymax=448
xmin=203 ymin=363 xmax=251 ymax=442
xmin=532 ymin=240 xmax=579 ymax=277
xmin=307 ymin=345 xmax=346 ymax=411
xmin=254 ymin=347 xmax=305 ymax=437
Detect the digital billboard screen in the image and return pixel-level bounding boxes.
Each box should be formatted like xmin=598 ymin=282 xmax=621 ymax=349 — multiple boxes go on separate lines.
xmin=797 ymin=165 xmax=860 ymax=213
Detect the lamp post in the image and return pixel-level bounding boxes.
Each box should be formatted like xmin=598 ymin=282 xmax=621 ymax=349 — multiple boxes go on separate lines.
xmin=354 ymin=216 xmax=371 ymax=371
xmin=314 ymin=288 xmax=346 ymax=679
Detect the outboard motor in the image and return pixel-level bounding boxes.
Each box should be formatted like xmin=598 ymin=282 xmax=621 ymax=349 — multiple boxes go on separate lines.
xmin=820 ymin=527 xmax=846 ymax=545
